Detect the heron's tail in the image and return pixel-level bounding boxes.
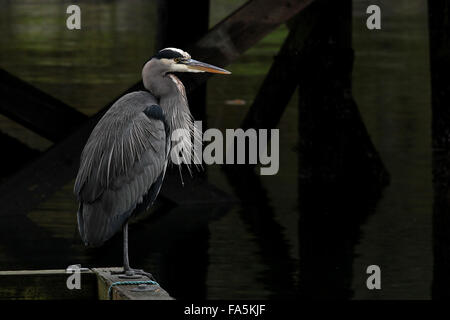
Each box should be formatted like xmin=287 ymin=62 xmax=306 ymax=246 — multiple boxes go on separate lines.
xmin=77 ymin=202 xmax=130 ymax=247
xmin=77 ymin=203 xmax=106 ymax=247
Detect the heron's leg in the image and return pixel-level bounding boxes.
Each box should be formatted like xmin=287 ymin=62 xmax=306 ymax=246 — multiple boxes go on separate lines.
xmin=113 ymin=222 xmax=156 ymax=281
xmin=111 ymin=223 xmax=132 ymax=275
xmin=123 ymin=222 xmax=131 ymax=271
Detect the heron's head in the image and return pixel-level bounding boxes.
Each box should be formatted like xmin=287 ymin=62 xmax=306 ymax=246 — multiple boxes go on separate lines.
xmin=143 ymin=47 xmax=231 ymax=77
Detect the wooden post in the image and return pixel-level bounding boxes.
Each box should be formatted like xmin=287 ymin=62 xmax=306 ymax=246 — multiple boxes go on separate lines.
xmin=428 ymin=0 xmax=450 ymax=299
xmin=93 ymin=268 xmax=172 ymax=300
xmin=296 ymin=0 xmax=388 ymax=298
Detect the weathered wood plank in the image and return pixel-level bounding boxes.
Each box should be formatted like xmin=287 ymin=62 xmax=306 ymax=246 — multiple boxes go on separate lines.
xmin=0 ymin=269 xmax=97 ymax=300
xmin=0 ymin=69 xmax=88 ymax=142
xmin=0 ymin=268 xmax=172 ymax=300
xmin=93 ymin=267 xmax=172 ymax=300
xmin=0 ymin=0 xmax=315 ymax=217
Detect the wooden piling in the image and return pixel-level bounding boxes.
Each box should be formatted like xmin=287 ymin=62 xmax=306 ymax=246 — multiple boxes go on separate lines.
xmin=296 ymin=0 xmax=388 ymax=298
xmin=296 ymin=0 xmax=389 ymax=189
xmin=428 ymin=0 xmax=450 ymax=299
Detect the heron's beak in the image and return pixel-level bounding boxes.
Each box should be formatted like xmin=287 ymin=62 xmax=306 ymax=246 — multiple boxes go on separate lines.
xmin=184 ymin=59 xmax=231 ymax=74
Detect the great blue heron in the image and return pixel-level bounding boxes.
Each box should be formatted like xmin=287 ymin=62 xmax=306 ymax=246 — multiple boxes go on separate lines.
xmin=74 ymin=48 xmax=231 ymax=278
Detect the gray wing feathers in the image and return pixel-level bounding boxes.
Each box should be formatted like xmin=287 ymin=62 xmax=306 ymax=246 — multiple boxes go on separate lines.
xmin=74 ymin=92 xmax=167 ymax=246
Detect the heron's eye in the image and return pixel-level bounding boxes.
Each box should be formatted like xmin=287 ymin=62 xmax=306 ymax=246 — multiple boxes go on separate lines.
xmin=174 ymin=57 xmax=182 ymax=63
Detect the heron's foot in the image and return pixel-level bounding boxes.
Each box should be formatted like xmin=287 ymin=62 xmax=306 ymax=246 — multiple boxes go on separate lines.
xmin=111 ymin=268 xmax=156 ymax=281
xmin=130 ymin=269 xmax=157 ymax=282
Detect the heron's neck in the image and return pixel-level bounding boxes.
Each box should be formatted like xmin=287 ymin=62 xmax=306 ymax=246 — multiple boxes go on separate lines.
xmin=158 ymin=74 xmax=193 ymax=134
xmin=143 ymin=67 xmax=198 ymax=151
xmin=143 ymin=70 xmax=190 ymax=126
xmin=159 ymin=75 xmax=201 ymax=166
xmin=142 ymin=61 xmax=201 ymax=166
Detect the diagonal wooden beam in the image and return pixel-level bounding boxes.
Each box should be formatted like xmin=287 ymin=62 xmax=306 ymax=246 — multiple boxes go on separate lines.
xmin=0 ymin=69 xmax=88 ymax=142
xmin=0 ymin=132 xmax=40 ymax=183
xmin=177 ymin=0 xmax=316 ymax=91
xmin=0 ymin=0 xmax=316 ymax=217
xmin=188 ymin=0 xmax=315 ymax=65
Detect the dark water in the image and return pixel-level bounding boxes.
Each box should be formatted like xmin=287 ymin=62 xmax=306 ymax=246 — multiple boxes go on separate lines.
xmin=351 ymin=0 xmax=431 ymax=299
xmin=0 ymin=0 xmax=433 ymax=299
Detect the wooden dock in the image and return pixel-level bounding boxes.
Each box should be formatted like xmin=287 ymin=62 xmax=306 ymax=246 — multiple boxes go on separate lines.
xmin=0 ymin=268 xmax=172 ymax=300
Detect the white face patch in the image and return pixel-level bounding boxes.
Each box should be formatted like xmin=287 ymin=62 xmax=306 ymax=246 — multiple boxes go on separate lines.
xmin=166 ymin=61 xmax=190 ymax=73
xmin=159 ymin=56 xmax=205 ymax=74
xmin=169 ymin=63 xmax=204 ymax=73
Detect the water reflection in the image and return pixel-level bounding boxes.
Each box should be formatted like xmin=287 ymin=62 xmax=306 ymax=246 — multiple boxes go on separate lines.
xmin=224 ymin=165 xmax=298 ymax=299
xmin=297 ymin=174 xmax=381 ymax=299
